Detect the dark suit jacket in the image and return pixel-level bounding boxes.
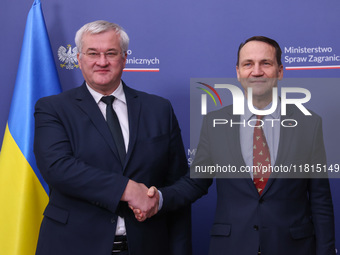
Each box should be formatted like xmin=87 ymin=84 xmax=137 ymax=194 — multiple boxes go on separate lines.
xmin=34 ymin=82 xmax=191 ymax=255
xmin=161 ymin=104 xmax=335 ymax=255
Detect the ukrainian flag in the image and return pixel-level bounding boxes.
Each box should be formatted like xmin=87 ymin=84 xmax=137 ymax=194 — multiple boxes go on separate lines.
xmin=0 ymin=0 xmax=62 ymax=254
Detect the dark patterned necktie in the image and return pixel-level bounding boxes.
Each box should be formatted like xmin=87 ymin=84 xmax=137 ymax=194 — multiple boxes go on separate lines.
xmin=253 ymin=115 xmax=271 ymax=195
xmin=101 ymin=96 xmax=126 ymax=164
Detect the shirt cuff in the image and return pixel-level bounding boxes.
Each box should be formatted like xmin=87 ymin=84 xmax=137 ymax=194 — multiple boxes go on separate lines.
xmin=158 ymin=190 xmax=163 ymax=211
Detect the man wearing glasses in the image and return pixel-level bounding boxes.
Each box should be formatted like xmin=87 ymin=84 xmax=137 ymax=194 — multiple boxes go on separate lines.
xmin=34 ymin=20 xmax=190 ymax=255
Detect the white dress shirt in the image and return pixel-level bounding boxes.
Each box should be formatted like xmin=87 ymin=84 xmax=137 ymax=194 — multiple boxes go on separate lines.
xmin=240 ymin=100 xmax=281 ymax=179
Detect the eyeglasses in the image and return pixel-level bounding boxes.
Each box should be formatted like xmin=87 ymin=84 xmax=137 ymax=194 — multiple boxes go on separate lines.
xmin=81 ymin=51 xmax=123 ymax=61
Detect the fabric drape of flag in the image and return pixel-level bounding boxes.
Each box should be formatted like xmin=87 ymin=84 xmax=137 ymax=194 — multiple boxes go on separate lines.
xmin=0 ymin=0 xmax=61 ymax=254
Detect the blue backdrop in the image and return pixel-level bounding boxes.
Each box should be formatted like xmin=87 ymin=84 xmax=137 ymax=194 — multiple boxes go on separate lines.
xmin=1 ymin=0 xmax=339 ymax=254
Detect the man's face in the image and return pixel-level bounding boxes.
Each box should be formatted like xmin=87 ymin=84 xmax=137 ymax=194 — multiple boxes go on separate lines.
xmin=77 ymin=30 xmax=127 ymax=94
xmin=236 ymin=40 xmax=283 ymax=103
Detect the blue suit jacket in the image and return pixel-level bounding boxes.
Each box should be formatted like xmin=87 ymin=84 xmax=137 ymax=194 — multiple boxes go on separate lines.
xmin=34 ymin=82 xmax=191 ymax=255
xmin=161 ymin=104 xmax=335 ymax=255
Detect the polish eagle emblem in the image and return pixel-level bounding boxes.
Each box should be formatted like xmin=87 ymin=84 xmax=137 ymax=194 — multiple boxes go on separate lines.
xmin=58 ymin=44 xmax=79 ymax=69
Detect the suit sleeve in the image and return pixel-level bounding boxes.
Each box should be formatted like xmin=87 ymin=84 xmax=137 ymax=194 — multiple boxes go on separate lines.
xmin=161 ymin=103 xmax=192 ymax=255
xmin=160 ymin=114 xmax=212 ymax=213
xmin=307 ymin=117 xmax=336 ymax=255
xmin=157 ymin=102 xmax=208 ymax=255
xmin=34 ymin=97 xmax=129 ymax=214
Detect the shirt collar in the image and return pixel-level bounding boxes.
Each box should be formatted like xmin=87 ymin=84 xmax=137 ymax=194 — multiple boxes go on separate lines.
xmin=86 ymin=81 xmax=126 ymax=105
xmin=242 ymin=98 xmax=281 ymax=121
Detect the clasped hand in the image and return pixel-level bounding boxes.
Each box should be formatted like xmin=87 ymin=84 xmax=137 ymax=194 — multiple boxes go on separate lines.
xmin=121 ymin=180 xmax=159 ymax=222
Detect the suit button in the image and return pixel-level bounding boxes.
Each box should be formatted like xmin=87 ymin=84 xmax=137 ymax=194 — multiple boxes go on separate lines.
xmin=253 ymin=225 xmax=259 ymax=231
xmin=111 ymin=218 xmax=116 ymax=224
xmin=259 ymin=198 xmax=264 ymax=204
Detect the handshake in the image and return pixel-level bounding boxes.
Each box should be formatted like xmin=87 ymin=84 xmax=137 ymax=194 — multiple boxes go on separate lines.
xmin=121 ymin=180 xmax=160 ymax=222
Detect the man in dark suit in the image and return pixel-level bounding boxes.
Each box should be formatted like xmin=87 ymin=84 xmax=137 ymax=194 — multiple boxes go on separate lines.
xmin=149 ymin=36 xmax=336 ymax=255
xmin=34 ymin=20 xmax=190 ymax=255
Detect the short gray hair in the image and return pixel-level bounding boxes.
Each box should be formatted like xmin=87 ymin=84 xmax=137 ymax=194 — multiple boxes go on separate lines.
xmin=75 ymin=20 xmax=129 ymax=56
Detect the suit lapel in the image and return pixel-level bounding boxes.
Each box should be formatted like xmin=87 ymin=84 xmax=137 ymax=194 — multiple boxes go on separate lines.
xmin=122 ymin=82 xmax=141 ymax=168
xmin=74 ymin=83 xmax=122 ymax=164
xmin=225 ymin=110 xmax=257 ymax=191
xmin=228 ymin=114 xmax=248 ymax=172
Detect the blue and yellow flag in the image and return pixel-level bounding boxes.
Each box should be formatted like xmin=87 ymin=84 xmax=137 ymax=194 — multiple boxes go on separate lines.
xmin=0 ymin=0 xmax=61 ymax=253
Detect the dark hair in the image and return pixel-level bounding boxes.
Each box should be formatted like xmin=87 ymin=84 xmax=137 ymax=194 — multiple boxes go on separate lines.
xmin=236 ymin=36 xmax=282 ymax=66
